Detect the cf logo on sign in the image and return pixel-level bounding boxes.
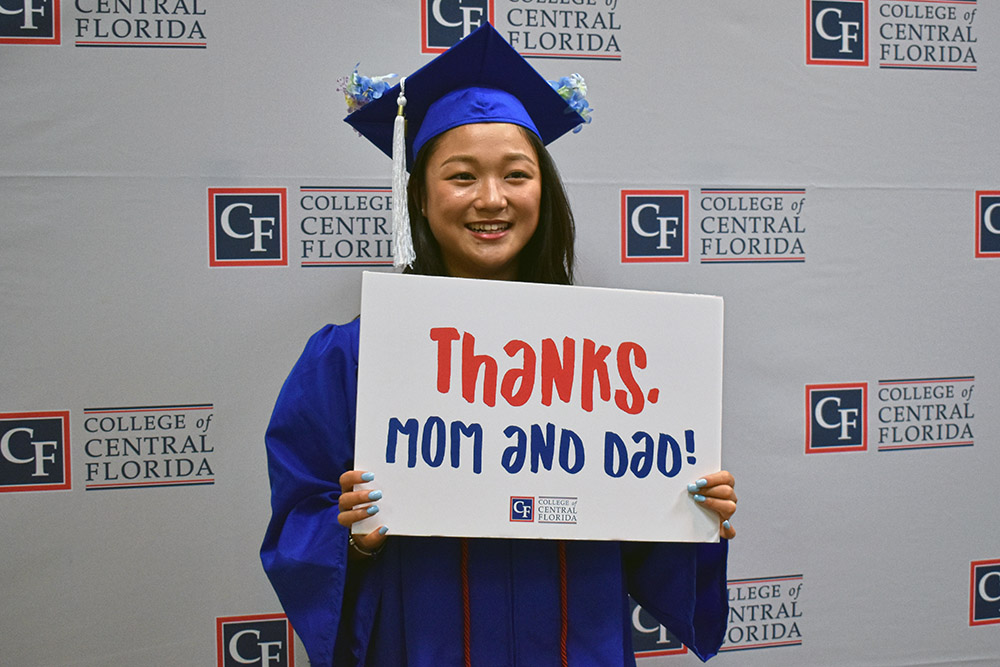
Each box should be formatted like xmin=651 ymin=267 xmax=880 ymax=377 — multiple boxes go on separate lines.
xmin=423 ymin=0 xmax=492 ymax=53
xmin=209 ymin=188 xmax=287 ymax=267
xmin=510 ymin=496 xmax=534 ymax=522
xmin=975 ymin=191 xmax=1000 ymax=258
xmin=621 ymin=190 xmax=689 ymax=263
xmin=806 ymin=383 xmax=867 ymax=453
xmin=0 ymin=412 xmax=71 ymax=492
xmin=217 ymin=615 xmax=293 ymax=667
xmin=807 ymin=0 xmax=868 ymax=66
xmin=0 ymin=0 xmax=59 ymax=44
xmin=970 ymin=560 xmax=1000 ymax=626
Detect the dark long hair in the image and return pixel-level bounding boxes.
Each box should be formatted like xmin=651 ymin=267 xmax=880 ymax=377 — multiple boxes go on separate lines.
xmin=403 ymin=126 xmax=576 ymax=285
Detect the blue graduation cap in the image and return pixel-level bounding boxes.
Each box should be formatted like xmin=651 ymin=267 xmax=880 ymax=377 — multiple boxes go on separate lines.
xmin=341 ymin=22 xmax=591 ymax=267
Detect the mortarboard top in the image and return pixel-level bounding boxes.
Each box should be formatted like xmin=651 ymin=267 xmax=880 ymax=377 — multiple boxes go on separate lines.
xmin=344 ymin=22 xmax=586 ymax=165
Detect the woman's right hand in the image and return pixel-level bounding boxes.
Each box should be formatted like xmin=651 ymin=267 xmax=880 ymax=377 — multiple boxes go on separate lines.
xmin=337 ymin=470 xmax=388 ymax=556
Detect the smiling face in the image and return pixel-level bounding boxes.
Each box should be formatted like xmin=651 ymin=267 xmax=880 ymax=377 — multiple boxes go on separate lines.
xmin=421 ymin=122 xmax=542 ymax=281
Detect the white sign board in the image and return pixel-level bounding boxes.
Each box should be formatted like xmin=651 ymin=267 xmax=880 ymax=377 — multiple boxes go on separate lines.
xmin=354 ymin=272 xmax=724 ymax=542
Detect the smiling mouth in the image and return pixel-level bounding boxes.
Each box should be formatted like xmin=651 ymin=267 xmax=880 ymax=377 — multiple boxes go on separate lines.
xmin=466 ymin=221 xmax=511 ymax=233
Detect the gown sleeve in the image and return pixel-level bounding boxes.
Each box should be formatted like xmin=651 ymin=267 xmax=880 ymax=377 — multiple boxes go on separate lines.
xmin=622 ymin=540 xmax=729 ymax=662
xmin=259 ymin=320 xmax=376 ymax=666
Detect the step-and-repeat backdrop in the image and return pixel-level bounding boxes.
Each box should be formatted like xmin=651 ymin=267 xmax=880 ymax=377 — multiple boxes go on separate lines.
xmin=3 ymin=2 xmax=998 ymax=665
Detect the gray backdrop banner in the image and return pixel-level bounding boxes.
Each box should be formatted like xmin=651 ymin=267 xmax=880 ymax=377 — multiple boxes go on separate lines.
xmin=2 ymin=1 xmax=998 ymax=665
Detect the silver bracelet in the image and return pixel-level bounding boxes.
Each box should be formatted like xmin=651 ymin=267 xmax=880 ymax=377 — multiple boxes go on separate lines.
xmin=349 ymin=534 xmax=382 ymax=558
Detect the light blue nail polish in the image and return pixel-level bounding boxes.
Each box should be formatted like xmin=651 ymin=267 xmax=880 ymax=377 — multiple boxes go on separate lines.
xmin=368 ymin=490 xmax=383 ymax=501
xmin=723 ymin=520 xmax=731 ymax=530
xmin=694 ymin=494 xmax=706 ymax=503
xmin=361 ymin=472 xmax=375 ymax=482
xmin=687 ymin=483 xmax=699 ymax=493
xmin=366 ymin=505 xmax=380 ymax=515
xmin=696 ymin=478 xmax=708 ymax=488
xmin=379 ymin=526 xmax=389 ymax=535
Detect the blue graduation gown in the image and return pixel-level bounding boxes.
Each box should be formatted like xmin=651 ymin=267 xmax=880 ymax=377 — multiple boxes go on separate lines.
xmin=261 ymin=320 xmax=729 ymax=666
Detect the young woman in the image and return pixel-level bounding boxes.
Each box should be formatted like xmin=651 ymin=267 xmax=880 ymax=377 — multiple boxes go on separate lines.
xmin=262 ymin=23 xmax=737 ymax=667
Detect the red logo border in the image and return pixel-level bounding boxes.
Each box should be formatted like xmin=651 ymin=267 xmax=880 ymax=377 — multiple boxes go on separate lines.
xmin=421 ymin=0 xmax=496 ymax=54
xmin=620 ymin=189 xmax=690 ymax=264
xmin=806 ymin=0 xmax=869 ymax=67
xmin=970 ymin=559 xmax=1000 ymax=626
xmin=509 ymin=495 xmax=535 ymax=522
xmin=0 ymin=410 xmax=72 ymax=492
xmin=216 ymin=613 xmax=294 ymax=667
xmin=208 ymin=187 xmax=288 ymax=268
xmin=0 ymin=0 xmax=61 ymax=45
xmin=975 ymin=191 xmax=1000 ymax=259
xmin=805 ymin=382 xmax=868 ymax=454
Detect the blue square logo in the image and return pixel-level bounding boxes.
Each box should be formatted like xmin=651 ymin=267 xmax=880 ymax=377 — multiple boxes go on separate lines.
xmin=510 ymin=496 xmax=534 ymax=522
xmin=0 ymin=0 xmax=59 ymax=45
xmin=217 ymin=615 xmax=292 ymax=667
xmin=209 ymin=188 xmax=287 ymax=267
xmin=423 ymin=0 xmax=492 ymax=53
xmin=0 ymin=411 xmax=71 ymax=492
xmin=621 ymin=190 xmax=688 ymax=263
xmin=976 ymin=192 xmax=1000 ymax=258
xmin=630 ymin=597 xmax=687 ymax=657
xmin=806 ymin=384 xmax=867 ymax=453
xmin=807 ymin=0 xmax=868 ymax=66
xmin=971 ymin=560 xmax=1000 ymax=626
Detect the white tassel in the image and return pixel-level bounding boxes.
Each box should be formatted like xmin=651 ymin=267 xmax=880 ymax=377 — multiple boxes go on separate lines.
xmin=392 ymin=77 xmax=415 ymax=269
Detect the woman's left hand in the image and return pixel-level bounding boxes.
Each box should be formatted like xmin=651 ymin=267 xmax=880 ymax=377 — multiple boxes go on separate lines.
xmin=689 ymin=470 xmax=737 ymax=539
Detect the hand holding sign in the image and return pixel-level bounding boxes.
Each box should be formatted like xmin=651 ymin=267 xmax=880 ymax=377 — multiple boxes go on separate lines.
xmin=338 ymin=470 xmax=389 ymax=558
xmin=690 ymin=470 xmax=738 ymax=538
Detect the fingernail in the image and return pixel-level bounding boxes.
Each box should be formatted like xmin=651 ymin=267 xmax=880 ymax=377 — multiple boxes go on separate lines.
xmin=379 ymin=526 xmax=389 ymax=535
xmin=696 ymin=478 xmax=708 ymax=488
xmin=694 ymin=494 xmax=706 ymax=503
xmin=366 ymin=505 xmax=380 ymax=515
xmin=361 ymin=472 xmax=375 ymax=482
xmin=368 ymin=490 xmax=383 ymax=501
xmin=687 ymin=482 xmax=699 ymax=493
xmin=723 ymin=520 xmax=731 ymax=530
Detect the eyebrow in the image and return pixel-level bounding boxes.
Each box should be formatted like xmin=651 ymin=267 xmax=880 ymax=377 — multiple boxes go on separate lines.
xmin=439 ymin=152 xmax=537 ymax=167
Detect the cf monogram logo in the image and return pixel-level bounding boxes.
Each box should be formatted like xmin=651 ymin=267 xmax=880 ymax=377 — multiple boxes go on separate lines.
xmin=631 ymin=203 xmax=678 ymax=251
xmin=1 ymin=427 xmax=58 ymax=477
xmin=814 ymin=396 xmax=860 ymax=441
xmin=431 ymin=0 xmax=484 ymax=39
xmin=219 ymin=202 xmax=275 ymax=253
xmin=815 ymin=6 xmax=861 ymax=53
xmin=0 ymin=0 xmax=47 ymax=31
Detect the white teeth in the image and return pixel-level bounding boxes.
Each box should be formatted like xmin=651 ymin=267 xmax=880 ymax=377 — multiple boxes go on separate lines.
xmin=467 ymin=222 xmax=510 ymax=232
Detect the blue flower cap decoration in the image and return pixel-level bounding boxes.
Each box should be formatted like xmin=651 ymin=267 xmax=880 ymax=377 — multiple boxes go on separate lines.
xmin=337 ymin=64 xmax=398 ymax=114
xmin=549 ymin=73 xmax=593 ymax=132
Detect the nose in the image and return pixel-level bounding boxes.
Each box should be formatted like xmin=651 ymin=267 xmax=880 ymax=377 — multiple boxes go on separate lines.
xmin=475 ymin=176 xmax=506 ymax=212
